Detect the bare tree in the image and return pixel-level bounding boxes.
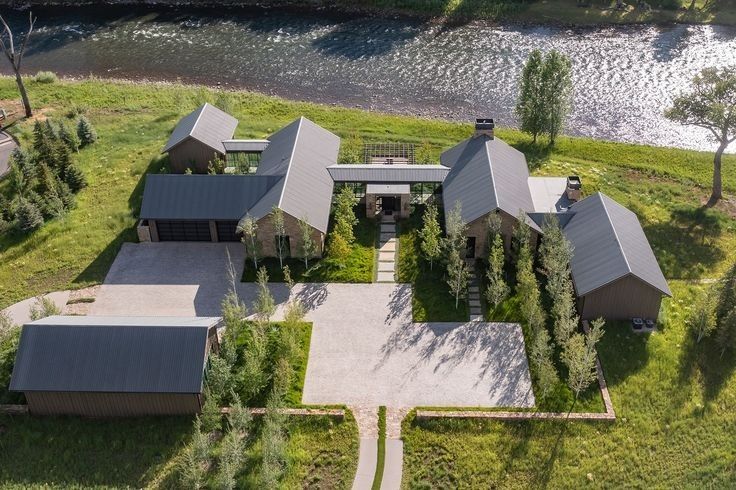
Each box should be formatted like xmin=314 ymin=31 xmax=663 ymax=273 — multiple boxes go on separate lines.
xmin=0 ymin=13 xmax=36 ymax=118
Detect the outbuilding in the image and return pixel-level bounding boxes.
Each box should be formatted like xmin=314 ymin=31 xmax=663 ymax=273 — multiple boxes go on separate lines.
xmin=9 ymin=316 xmax=221 ymax=417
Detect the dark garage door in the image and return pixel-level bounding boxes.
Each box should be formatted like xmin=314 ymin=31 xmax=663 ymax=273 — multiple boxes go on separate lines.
xmin=216 ymin=221 xmax=241 ymax=242
xmin=156 ymin=220 xmax=212 ymax=241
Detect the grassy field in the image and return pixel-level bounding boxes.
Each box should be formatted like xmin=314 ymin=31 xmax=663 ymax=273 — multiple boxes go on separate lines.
xmin=0 ymin=77 xmax=734 ymax=311
xmin=241 ymin=210 xmax=377 ymax=284
xmin=402 ymin=281 xmax=736 ymax=487
xmin=0 ymin=412 xmax=358 ymax=489
xmin=284 ymin=0 xmax=736 ymax=25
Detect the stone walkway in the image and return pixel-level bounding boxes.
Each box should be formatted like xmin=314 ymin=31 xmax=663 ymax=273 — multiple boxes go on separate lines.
xmin=376 ymin=215 xmax=397 ymax=283
xmin=468 ymin=262 xmax=483 ymax=321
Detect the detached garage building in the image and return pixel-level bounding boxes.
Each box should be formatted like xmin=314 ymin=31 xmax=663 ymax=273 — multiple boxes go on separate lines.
xmin=9 ymin=316 xmax=221 ymax=417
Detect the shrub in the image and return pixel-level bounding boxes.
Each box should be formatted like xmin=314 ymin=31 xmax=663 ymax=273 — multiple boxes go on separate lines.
xmin=29 ymin=296 xmax=62 ymax=321
xmin=33 ymin=71 xmax=58 ymax=84
xmin=76 ymin=116 xmax=98 ymax=146
xmin=65 ymin=104 xmax=87 ymax=118
xmin=14 ymin=197 xmax=44 ymax=232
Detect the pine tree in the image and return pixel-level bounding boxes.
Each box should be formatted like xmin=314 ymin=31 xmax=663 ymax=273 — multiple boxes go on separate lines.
xmin=14 ymin=197 xmax=43 ymax=232
xmin=76 ymin=115 xmax=98 ymax=146
xmin=419 ymin=203 xmax=441 ymax=270
xmin=327 ymin=232 xmax=350 ymax=263
xmin=333 ymin=186 xmax=357 ymax=245
xmin=59 ymin=121 xmax=81 ymax=152
xmin=63 ymin=164 xmax=87 ymax=193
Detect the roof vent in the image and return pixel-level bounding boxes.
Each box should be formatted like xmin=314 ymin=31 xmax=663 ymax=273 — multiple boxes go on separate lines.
xmin=566 ymin=175 xmax=581 ymax=202
xmin=474 ymin=118 xmax=494 ymax=139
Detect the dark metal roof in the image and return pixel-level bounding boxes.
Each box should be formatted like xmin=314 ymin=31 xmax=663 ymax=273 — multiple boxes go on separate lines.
xmin=327 ymin=164 xmax=450 ymax=183
xmin=140 ymin=174 xmax=281 ymax=221
xmin=9 ymin=316 xmax=220 ymax=394
xmin=562 ymin=193 xmax=671 ymax=297
xmin=163 ymin=103 xmax=238 ymax=154
xmin=441 ymin=135 xmax=540 ymax=231
xmin=222 ymin=139 xmax=270 ymax=153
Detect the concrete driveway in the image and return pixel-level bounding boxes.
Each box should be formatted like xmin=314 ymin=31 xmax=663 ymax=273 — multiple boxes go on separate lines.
xmin=299 ymin=283 xmax=534 ymax=408
xmin=93 ymin=242 xmax=534 ymax=408
xmin=90 ymin=242 xmax=288 ymax=316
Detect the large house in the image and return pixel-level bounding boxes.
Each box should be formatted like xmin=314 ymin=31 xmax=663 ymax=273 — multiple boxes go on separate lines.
xmin=141 ymin=110 xmax=670 ymax=320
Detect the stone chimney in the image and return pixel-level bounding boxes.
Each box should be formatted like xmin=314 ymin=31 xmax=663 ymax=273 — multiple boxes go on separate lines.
xmin=566 ymin=175 xmax=582 ymax=202
xmin=474 ymin=118 xmax=494 ymax=139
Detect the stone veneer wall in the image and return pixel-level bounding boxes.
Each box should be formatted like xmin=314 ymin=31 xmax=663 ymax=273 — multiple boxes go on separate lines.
xmin=256 ymin=211 xmax=325 ymax=258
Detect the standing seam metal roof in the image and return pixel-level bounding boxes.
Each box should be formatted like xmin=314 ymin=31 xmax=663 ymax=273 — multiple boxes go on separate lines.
xmin=162 ymin=103 xmax=238 ymax=154
xmin=562 ymin=192 xmax=671 ymax=297
xmin=9 ymin=316 xmax=220 ymax=394
xmin=440 ymin=135 xmax=540 ymax=231
xmin=326 ymin=164 xmax=450 ymax=183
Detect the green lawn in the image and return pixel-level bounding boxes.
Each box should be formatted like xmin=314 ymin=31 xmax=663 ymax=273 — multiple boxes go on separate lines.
xmin=396 ymin=207 xmax=469 ymax=321
xmin=241 ymin=210 xmax=377 ymax=284
xmin=292 ymin=0 xmax=736 ymax=25
xmin=0 ymin=77 xmax=734 ymax=309
xmin=402 ymin=280 xmax=736 ymax=487
xmin=0 ymin=412 xmax=358 ymax=489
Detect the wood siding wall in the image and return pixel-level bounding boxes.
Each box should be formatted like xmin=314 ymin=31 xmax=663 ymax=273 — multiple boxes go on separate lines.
xmin=578 ymin=275 xmax=663 ymax=320
xmin=24 ymin=392 xmax=202 ymax=417
xmin=168 ymin=138 xmax=223 ymax=174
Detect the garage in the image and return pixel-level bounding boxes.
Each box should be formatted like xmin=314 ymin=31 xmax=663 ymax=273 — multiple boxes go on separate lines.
xmin=156 ymin=220 xmax=212 ymax=242
xmin=215 ymin=220 xmax=241 ymax=242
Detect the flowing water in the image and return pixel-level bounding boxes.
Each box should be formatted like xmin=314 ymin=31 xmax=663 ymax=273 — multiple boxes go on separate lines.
xmin=3 ymin=6 xmax=736 ymax=151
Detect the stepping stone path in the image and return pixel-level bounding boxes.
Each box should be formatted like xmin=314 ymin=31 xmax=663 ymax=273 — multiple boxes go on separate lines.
xmin=468 ymin=262 xmax=483 ymax=321
xmin=376 ymin=215 xmax=397 ymax=283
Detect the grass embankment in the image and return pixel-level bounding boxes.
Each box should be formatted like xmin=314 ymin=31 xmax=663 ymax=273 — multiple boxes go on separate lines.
xmin=278 ymin=0 xmax=736 ymax=25
xmin=1 ymin=77 xmax=734 ymax=311
xmin=0 ymin=412 xmax=358 ymax=489
xmin=241 ymin=210 xmax=377 ymax=284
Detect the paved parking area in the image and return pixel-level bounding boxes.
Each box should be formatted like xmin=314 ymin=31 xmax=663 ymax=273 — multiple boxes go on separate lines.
xmin=93 ymin=242 xmax=534 ymax=408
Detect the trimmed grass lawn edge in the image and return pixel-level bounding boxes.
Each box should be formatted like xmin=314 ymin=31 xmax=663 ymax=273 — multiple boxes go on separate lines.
xmin=371 ymin=406 xmax=387 ymax=490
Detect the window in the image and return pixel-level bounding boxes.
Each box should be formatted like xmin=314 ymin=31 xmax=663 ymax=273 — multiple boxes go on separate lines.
xmin=411 ymin=182 xmax=441 ymax=204
xmin=333 ymin=182 xmax=365 ymax=200
xmin=275 ymin=235 xmax=291 ymax=257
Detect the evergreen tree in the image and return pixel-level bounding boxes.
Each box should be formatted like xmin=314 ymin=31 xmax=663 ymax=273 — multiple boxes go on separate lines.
xmin=327 ymin=232 xmax=350 ymax=263
xmin=485 ymin=232 xmax=509 ymax=309
xmin=714 ymin=262 xmax=736 ymax=356
xmin=59 ymin=121 xmax=81 ymax=152
xmin=254 ymin=267 xmax=276 ymax=322
xmin=63 ymin=164 xmax=87 ymax=193
xmin=333 ymin=186 xmax=357 ymax=244
xmin=419 ymin=203 xmax=441 ymax=270
xmin=76 ymin=115 xmax=98 ymax=146
xmin=14 ymin=197 xmax=43 ymax=232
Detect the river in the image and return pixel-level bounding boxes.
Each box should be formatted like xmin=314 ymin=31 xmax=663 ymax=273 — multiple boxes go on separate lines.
xmin=3 ymin=6 xmax=736 ymax=151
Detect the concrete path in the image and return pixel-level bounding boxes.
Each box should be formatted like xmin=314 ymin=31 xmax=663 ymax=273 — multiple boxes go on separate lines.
xmin=0 ymin=131 xmax=17 ymax=179
xmin=376 ymin=215 xmax=397 ymax=283
xmin=381 ymin=407 xmax=410 ymax=490
xmin=351 ymin=406 xmax=378 ymax=490
xmin=468 ymin=262 xmax=483 ymax=321
xmin=1 ymin=291 xmax=71 ymax=326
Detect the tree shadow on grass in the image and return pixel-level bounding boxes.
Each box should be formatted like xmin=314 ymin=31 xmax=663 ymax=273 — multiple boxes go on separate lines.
xmin=0 ymin=414 xmax=191 ymax=488
xmin=595 ymin=323 xmax=650 ymax=388
xmin=677 ymin=330 xmax=736 ymax=403
xmin=643 ymin=205 xmax=726 ymax=280
xmin=512 ymin=140 xmax=553 ymax=171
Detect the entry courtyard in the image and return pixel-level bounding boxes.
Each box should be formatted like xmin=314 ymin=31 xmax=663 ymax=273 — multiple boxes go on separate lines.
xmin=92 ymin=242 xmax=534 ymax=408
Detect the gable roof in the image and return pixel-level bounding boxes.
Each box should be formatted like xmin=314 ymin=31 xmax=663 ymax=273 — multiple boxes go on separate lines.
xmin=10 ymin=316 xmax=220 ymax=394
xmin=441 ymin=135 xmax=540 ymax=231
xmin=140 ymin=174 xmax=281 ymax=221
xmin=247 ymin=117 xmax=340 ymax=233
xmin=562 ymin=192 xmax=671 ymax=297
xmin=163 ymin=103 xmax=238 ymax=154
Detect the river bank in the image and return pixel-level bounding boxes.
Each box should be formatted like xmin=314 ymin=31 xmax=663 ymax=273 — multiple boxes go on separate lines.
xmin=4 ymin=0 xmax=735 ymax=26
